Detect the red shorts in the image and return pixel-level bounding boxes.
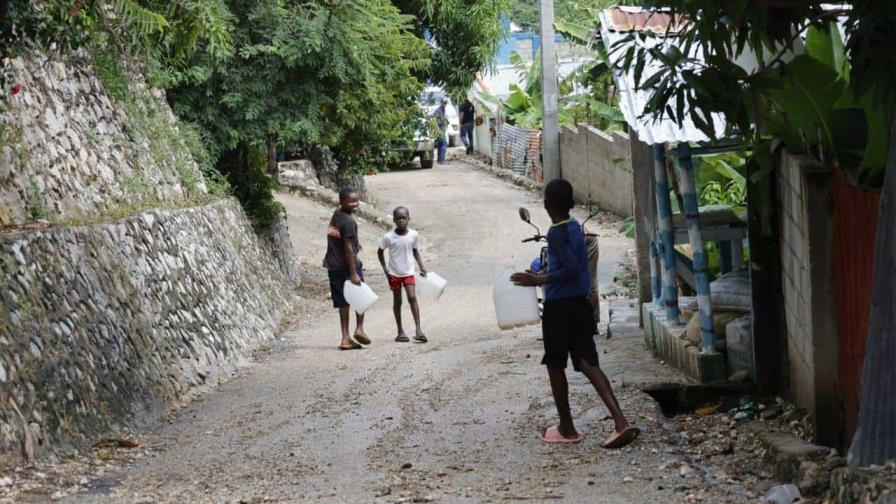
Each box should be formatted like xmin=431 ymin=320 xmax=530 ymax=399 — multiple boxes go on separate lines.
xmin=388 ymin=274 xmax=416 ymax=291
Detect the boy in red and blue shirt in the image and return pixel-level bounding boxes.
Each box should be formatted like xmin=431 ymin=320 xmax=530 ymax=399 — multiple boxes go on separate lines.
xmin=512 ymin=179 xmax=638 ymax=448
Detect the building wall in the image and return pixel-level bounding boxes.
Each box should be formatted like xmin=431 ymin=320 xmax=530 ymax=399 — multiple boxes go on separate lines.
xmin=777 ymin=153 xmax=838 ymax=444
xmin=778 ymin=154 xmax=816 ymax=407
xmin=559 ymin=124 xmax=633 ymax=217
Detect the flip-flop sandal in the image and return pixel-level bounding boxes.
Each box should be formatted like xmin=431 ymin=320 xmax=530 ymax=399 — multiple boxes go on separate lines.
xmin=539 ymin=426 xmax=584 ymax=444
xmin=413 ymin=334 xmax=428 ymax=343
xmin=353 ymin=333 xmax=371 ymax=345
xmin=338 ymin=341 xmax=363 ymax=350
xmin=601 ymin=426 xmax=640 ymax=449
xmin=395 ymin=334 xmax=410 ymax=343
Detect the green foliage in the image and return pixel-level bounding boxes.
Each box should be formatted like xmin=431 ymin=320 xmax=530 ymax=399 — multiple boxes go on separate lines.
xmin=619 ymin=2 xmax=896 ymax=186
xmin=167 ymin=0 xmax=430 ymax=185
xmin=395 ymin=0 xmax=507 ymax=95
xmin=696 ymin=152 xmax=747 ymax=212
xmin=217 ymin=146 xmax=282 ymax=229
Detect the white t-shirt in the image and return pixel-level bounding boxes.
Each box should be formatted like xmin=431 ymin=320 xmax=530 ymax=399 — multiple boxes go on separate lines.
xmin=380 ymin=229 xmax=419 ymax=277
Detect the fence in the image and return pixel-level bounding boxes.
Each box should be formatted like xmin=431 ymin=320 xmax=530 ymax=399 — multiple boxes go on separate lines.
xmin=492 ymin=122 xmax=543 ymax=183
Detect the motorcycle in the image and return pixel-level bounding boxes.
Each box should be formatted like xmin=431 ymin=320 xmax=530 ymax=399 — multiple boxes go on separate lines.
xmin=518 ymin=207 xmax=601 ymax=332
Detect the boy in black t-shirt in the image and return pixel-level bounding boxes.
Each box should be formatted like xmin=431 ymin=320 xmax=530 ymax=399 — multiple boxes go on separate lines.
xmin=323 ymin=188 xmax=371 ymax=350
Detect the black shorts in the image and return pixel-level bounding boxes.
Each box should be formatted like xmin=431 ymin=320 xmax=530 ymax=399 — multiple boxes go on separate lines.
xmin=542 ymin=297 xmax=599 ymax=372
xmin=328 ymin=262 xmax=364 ymax=308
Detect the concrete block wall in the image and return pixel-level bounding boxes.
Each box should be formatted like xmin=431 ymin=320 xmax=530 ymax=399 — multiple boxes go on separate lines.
xmin=776 ymin=153 xmax=838 ymax=444
xmin=559 ymin=124 xmax=633 ymax=217
xmin=778 ymin=154 xmax=815 ymax=408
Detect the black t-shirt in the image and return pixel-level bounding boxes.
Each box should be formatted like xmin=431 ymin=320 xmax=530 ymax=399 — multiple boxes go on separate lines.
xmin=460 ymin=101 xmax=475 ymax=125
xmin=322 ymin=209 xmax=361 ymax=270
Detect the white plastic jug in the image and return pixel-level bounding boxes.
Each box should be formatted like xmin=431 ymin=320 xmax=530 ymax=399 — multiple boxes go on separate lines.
xmin=414 ymin=272 xmax=447 ymax=300
xmin=493 ymin=267 xmax=541 ymax=330
xmin=343 ymin=281 xmax=379 ymax=314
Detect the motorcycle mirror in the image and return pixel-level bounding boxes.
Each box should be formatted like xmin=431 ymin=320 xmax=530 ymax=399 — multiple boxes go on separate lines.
xmin=582 ymin=212 xmax=597 ymax=227
xmin=518 ymin=207 xmax=531 ymax=223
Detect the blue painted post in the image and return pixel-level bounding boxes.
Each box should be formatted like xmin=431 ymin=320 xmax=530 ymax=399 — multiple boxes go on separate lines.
xmin=676 ymin=143 xmax=716 ymax=352
xmin=649 ymin=241 xmax=662 ymax=303
xmin=652 ymin=144 xmax=680 ymax=322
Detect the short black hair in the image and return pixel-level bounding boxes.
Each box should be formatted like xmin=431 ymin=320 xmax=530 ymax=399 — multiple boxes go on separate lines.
xmin=393 ymin=206 xmax=409 ymax=217
xmin=338 ymin=187 xmax=358 ymax=201
xmin=544 ymin=179 xmax=575 ymax=211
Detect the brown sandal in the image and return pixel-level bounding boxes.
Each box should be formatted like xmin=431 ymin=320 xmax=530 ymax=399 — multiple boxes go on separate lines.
xmin=602 ymin=426 xmax=640 ymax=449
xmin=338 ymin=341 xmax=363 ymax=350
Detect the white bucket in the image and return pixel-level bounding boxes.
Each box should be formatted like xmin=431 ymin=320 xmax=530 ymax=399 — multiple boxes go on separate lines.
xmin=493 ymin=267 xmax=541 ymax=330
xmin=343 ymin=281 xmax=379 ymax=314
xmin=415 ymin=272 xmax=447 ymax=300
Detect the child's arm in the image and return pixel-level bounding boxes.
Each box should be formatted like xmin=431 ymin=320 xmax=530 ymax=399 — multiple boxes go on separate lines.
xmin=413 ymin=248 xmax=428 ymax=276
xmin=377 ymin=248 xmax=388 ymax=277
xmin=511 ymin=271 xmax=547 ymax=286
xmin=343 ymin=240 xmax=361 ymax=285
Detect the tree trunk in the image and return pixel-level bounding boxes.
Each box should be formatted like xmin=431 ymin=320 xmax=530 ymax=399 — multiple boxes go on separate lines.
xmin=268 ymin=138 xmax=278 ymax=176
xmin=849 ymin=118 xmax=896 ymax=466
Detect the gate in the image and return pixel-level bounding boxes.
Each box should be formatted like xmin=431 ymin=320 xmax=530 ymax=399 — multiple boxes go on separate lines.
xmin=831 ymin=170 xmax=881 ymax=449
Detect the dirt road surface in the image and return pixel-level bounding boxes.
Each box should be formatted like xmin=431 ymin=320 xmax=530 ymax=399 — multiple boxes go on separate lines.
xmin=60 ymin=159 xmax=761 ymax=503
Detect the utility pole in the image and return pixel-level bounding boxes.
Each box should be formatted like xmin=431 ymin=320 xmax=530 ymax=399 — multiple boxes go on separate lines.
xmin=539 ymin=0 xmax=560 ymax=181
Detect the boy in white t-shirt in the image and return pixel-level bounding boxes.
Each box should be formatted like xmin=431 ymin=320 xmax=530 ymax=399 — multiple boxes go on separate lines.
xmin=377 ymin=206 xmax=429 ymax=343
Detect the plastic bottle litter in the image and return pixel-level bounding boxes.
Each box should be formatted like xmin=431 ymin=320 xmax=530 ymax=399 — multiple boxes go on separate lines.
xmin=343 ymin=281 xmax=379 ymax=314
xmin=761 ymin=483 xmax=802 ymax=504
xmin=493 ymin=267 xmax=540 ymax=330
xmin=415 ymin=272 xmax=447 ymax=300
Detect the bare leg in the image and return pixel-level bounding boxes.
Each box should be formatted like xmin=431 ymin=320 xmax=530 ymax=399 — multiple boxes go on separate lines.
xmin=547 ymin=366 xmax=578 ymax=438
xmin=392 ymin=289 xmax=407 ymax=340
xmin=339 ymin=306 xmax=352 ymax=347
xmin=405 ymin=284 xmax=424 ymax=338
xmin=578 ymin=358 xmax=629 ymax=432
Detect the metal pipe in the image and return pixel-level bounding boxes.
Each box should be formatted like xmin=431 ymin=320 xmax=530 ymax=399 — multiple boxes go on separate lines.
xmin=676 ymin=143 xmax=716 ymax=352
xmin=652 ymin=144 xmax=680 ymax=322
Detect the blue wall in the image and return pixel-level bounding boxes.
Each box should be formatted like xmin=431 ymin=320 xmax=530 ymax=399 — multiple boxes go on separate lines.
xmin=494 ymin=17 xmax=566 ymax=65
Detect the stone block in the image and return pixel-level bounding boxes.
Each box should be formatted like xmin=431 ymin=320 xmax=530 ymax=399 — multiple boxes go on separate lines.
xmin=830 ymin=463 xmax=896 ymax=504
xmin=760 ymin=431 xmax=830 ymax=483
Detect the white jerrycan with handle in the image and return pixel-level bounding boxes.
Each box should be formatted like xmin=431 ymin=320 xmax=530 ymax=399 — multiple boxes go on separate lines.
xmin=414 ymin=272 xmax=447 ymax=300
xmin=493 ymin=267 xmax=541 ymax=330
xmin=343 ymin=281 xmax=378 ymax=314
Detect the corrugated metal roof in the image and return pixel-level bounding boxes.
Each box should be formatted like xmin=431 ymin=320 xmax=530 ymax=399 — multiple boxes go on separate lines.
xmin=604 ymin=7 xmax=687 ymax=35
xmin=599 ymin=7 xmax=727 ymax=145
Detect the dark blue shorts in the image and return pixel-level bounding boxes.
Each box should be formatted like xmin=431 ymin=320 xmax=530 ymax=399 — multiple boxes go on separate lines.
xmin=542 ymin=296 xmax=599 ymax=371
xmin=328 ymin=262 xmax=364 ymax=308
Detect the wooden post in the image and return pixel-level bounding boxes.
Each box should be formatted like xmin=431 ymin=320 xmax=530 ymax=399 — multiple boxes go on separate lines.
xmin=747 ymin=152 xmax=787 ymax=396
xmin=676 ymin=143 xmax=715 ymax=352
xmin=630 ymin=131 xmax=655 ymax=307
xmin=653 ymin=144 xmax=680 ymax=322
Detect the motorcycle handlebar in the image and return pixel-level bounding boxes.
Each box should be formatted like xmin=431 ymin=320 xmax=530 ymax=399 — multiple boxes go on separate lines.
xmin=522 ymin=235 xmax=545 ymax=243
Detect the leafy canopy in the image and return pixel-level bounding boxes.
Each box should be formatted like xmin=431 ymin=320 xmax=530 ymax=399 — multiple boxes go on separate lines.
xmin=617 ymin=1 xmax=896 ymax=185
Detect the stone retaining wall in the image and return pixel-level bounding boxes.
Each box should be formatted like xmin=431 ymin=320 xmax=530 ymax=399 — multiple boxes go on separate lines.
xmin=0 ymin=49 xmax=206 ymax=227
xmin=0 ymin=199 xmax=297 ymax=465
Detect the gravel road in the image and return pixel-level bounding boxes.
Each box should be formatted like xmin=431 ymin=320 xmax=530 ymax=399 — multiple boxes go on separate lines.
xmin=58 ymin=158 xmax=762 ymax=503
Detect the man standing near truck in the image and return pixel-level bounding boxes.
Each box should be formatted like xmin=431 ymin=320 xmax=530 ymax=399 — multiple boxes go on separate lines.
xmin=459 ymin=97 xmax=476 ymax=155
xmin=434 ymin=98 xmax=449 ymax=164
